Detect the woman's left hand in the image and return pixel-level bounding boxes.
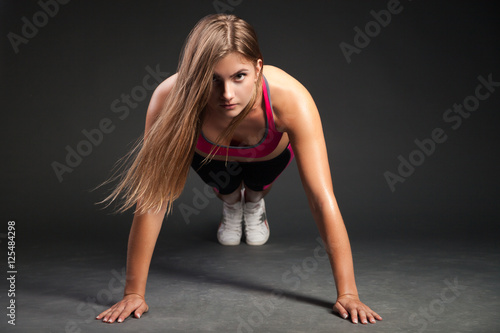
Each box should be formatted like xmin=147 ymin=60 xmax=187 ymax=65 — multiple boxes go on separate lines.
xmin=333 ymin=294 xmax=383 ymax=324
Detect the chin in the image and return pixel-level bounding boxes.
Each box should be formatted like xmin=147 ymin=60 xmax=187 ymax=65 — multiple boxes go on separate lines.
xmin=224 ymin=108 xmax=244 ymax=118
xmin=217 ymin=103 xmax=242 ymax=114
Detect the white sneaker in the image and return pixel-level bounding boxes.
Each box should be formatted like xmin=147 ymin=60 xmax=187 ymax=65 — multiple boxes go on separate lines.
xmin=244 ymin=198 xmax=270 ymax=246
xmin=217 ymin=197 xmax=243 ymax=246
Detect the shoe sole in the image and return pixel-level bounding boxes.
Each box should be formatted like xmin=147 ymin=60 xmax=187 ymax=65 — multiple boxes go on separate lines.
xmin=246 ymin=238 xmax=269 ymax=246
xmin=219 ymin=241 xmax=241 ymax=246
xmin=217 ymin=231 xmax=241 ymax=246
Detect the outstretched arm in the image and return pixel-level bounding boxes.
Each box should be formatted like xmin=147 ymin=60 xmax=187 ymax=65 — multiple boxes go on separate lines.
xmin=97 ymin=73 xmax=178 ymax=323
xmin=273 ymin=68 xmax=382 ymax=324
xmin=96 ymin=207 xmax=166 ymax=323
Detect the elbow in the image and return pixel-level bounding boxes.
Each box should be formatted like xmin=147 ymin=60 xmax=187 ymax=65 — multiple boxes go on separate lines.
xmin=307 ymin=192 xmax=336 ymax=216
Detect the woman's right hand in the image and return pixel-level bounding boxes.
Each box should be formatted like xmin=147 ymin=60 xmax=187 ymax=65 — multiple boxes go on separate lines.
xmin=96 ymin=293 xmax=149 ymax=324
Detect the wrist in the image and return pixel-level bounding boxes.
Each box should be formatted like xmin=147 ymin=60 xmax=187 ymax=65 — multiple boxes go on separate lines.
xmin=124 ymin=292 xmax=145 ymax=299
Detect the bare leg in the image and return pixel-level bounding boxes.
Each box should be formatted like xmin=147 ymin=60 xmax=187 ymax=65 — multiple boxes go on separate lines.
xmin=216 ymin=183 xmax=243 ymax=204
xmin=244 ymin=184 xmax=273 ymax=203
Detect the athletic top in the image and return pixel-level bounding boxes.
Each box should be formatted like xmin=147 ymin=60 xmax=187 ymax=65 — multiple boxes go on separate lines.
xmin=196 ymin=75 xmax=284 ymax=159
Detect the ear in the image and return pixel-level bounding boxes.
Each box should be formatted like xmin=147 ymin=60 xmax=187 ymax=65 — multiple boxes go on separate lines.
xmin=255 ymin=59 xmax=263 ymax=77
xmin=255 ymin=59 xmax=262 ymax=75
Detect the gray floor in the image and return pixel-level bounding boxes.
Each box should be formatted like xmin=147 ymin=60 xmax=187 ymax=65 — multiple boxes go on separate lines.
xmin=2 ymin=222 xmax=499 ymax=333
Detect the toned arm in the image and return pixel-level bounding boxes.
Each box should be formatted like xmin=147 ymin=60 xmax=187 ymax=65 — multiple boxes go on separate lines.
xmin=270 ymin=67 xmax=382 ymax=324
xmin=121 ymin=74 xmax=179 ymax=297
xmin=96 ymin=73 xmax=178 ymax=324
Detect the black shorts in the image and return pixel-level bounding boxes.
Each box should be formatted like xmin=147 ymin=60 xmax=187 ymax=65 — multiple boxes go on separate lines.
xmin=191 ymin=144 xmax=294 ymax=195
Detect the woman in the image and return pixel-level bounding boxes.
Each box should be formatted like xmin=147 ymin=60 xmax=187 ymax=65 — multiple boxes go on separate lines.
xmin=96 ymin=13 xmax=382 ymax=325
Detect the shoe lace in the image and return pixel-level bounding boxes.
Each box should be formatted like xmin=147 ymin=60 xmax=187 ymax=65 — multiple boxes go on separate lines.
xmin=245 ymin=203 xmax=267 ymax=233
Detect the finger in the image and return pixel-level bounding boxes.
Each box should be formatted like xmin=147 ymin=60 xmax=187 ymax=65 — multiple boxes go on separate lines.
xmin=368 ymin=308 xmax=383 ymax=321
xmin=115 ymin=302 xmax=140 ymax=323
xmin=106 ymin=306 xmax=126 ymax=324
xmin=101 ymin=308 xmax=115 ymax=322
xmin=367 ymin=312 xmax=376 ymax=324
xmin=358 ymin=310 xmax=368 ymax=324
xmin=101 ymin=305 xmax=120 ymax=322
xmin=350 ymin=308 xmax=359 ymax=324
xmin=333 ymin=301 xmax=349 ymax=319
xmin=96 ymin=309 xmax=109 ymax=320
xmin=134 ymin=302 xmax=149 ymax=319
xmin=105 ymin=310 xmax=120 ymax=323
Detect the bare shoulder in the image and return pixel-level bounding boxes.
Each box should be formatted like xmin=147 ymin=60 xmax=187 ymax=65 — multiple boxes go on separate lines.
xmin=262 ymin=65 xmax=317 ymax=131
xmin=262 ymin=65 xmax=305 ymax=96
xmin=154 ymin=72 xmax=178 ymax=94
xmin=145 ymin=73 xmax=178 ymax=132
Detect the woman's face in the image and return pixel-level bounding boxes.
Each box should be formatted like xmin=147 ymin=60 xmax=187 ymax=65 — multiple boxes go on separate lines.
xmin=207 ymin=52 xmax=262 ymax=119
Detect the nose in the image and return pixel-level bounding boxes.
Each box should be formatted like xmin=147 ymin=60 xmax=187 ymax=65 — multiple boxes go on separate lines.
xmin=222 ymin=81 xmax=234 ymax=101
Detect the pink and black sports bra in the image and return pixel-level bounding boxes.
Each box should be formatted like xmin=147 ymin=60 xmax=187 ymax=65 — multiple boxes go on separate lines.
xmin=196 ymin=75 xmax=284 ymax=159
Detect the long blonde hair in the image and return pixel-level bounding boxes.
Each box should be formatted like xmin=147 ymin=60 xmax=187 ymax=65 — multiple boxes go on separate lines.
xmin=100 ymin=14 xmax=263 ymax=215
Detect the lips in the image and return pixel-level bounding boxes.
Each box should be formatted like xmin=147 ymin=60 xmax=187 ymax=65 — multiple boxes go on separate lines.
xmin=221 ymin=103 xmax=237 ymax=109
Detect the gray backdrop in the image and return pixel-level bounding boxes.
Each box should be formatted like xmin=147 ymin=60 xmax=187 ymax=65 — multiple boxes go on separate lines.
xmin=2 ymin=0 xmax=499 ymax=243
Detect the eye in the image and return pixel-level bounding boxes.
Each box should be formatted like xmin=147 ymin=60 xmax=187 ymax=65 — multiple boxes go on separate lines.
xmin=235 ymin=73 xmax=246 ymax=81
